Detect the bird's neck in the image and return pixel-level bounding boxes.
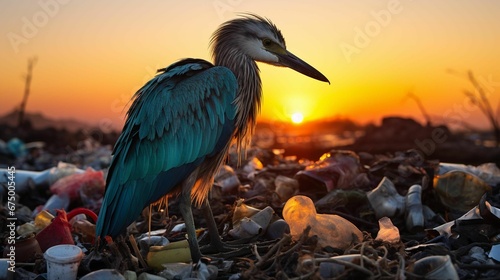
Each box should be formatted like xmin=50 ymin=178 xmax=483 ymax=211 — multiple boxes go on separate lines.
xmin=215 ymin=53 xmax=262 ymax=151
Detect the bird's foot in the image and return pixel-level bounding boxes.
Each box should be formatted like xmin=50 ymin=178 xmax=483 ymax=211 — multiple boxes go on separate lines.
xmin=200 ymin=235 xmax=265 ymax=259
xmin=83 ymin=236 xmax=141 ymax=273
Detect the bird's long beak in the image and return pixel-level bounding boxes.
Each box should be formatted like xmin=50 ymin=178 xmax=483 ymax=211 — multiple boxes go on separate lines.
xmin=276 ymin=50 xmax=330 ymax=84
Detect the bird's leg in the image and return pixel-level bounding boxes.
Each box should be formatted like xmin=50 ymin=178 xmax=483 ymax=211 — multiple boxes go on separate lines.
xmin=179 ymin=173 xmax=202 ymax=263
xmin=202 ymin=198 xmax=225 ymax=249
xmin=201 ymin=198 xmax=252 ymax=258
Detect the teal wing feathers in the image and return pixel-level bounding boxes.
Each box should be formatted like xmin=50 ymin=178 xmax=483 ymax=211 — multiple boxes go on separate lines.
xmin=96 ymin=59 xmax=237 ymax=237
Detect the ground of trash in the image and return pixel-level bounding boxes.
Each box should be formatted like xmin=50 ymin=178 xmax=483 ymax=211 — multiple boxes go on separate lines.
xmin=1 ymin=134 xmax=500 ymax=280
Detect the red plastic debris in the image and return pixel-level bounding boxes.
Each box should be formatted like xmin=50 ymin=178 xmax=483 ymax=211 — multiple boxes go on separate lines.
xmin=50 ymin=168 xmax=105 ymax=201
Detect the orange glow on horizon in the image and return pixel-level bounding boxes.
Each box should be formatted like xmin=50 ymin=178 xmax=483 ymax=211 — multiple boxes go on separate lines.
xmin=1 ymin=1 xmax=499 ymax=131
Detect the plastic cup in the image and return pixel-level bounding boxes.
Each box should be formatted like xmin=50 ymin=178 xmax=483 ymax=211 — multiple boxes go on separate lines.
xmin=44 ymin=245 xmax=83 ymax=280
xmin=412 ymin=255 xmax=458 ymax=280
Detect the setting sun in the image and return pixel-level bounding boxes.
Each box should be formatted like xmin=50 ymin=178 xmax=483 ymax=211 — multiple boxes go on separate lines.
xmin=1 ymin=1 xmax=499 ymax=131
xmin=291 ymin=112 xmax=304 ymax=124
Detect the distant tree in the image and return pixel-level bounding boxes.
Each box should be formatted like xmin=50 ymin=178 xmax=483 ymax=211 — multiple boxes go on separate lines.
xmin=18 ymin=56 xmax=37 ymax=128
xmin=465 ymin=71 xmax=500 ymax=147
xmin=403 ymin=91 xmax=432 ymax=126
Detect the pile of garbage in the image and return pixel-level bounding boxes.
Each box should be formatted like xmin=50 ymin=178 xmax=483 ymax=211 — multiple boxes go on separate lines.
xmin=1 ymin=145 xmax=500 ymax=279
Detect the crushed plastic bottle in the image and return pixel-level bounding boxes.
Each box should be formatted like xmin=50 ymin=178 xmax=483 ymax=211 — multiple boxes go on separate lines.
xmin=0 ymin=162 xmax=85 ymax=195
xmin=367 ymin=177 xmax=405 ymax=219
xmin=39 ymin=193 xmax=71 ymax=216
xmin=375 ymin=217 xmax=400 ymax=244
xmin=214 ymin=165 xmax=241 ymax=193
xmin=283 ymin=195 xmax=362 ymax=250
xmin=232 ymin=199 xmax=261 ymax=227
xmin=405 ymin=184 xmax=424 ymax=232
xmin=242 ymin=156 xmax=264 ymax=177
xmin=274 ymin=175 xmax=299 ymax=202
xmin=229 ymin=206 xmax=274 ymax=239
xmin=438 ymin=162 xmax=500 ymax=186
xmin=294 ymin=150 xmax=367 ymax=195
xmin=433 ymin=170 xmax=491 ymax=212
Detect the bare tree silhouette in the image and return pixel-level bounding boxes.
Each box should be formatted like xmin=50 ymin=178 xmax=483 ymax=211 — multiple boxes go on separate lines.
xmin=465 ymin=71 xmax=499 ymax=147
xmin=403 ymin=90 xmax=432 ymax=126
xmin=18 ymin=56 xmax=38 ymax=128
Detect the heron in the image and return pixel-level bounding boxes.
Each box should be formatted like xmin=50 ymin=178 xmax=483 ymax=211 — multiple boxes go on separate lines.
xmin=96 ymin=14 xmax=329 ymax=262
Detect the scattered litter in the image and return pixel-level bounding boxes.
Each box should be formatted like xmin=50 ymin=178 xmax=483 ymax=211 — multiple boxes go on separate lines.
xmin=411 ymin=255 xmax=459 ymax=280
xmin=146 ymin=240 xmax=192 ymax=270
xmin=375 ymin=217 xmax=400 ymax=244
xmin=2 ymin=139 xmax=500 ymax=279
xmin=367 ymin=177 xmax=405 ymax=219
xmin=229 ymin=206 xmax=274 ymax=239
xmin=434 ymin=170 xmax=492 ymax=212
xmin=405 ymin=184 xmax=424 ymax=232
xmin=283 ymin=195 xmax=363 ymax=249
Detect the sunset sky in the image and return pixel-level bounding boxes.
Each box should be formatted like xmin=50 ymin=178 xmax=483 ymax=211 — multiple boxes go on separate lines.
xmin=1 ymin=0 xmax=499 ymax=131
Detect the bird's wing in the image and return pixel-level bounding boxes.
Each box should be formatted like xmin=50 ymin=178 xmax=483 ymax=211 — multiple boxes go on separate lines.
xmin=96 ymin=59 xmax=237 ymax=237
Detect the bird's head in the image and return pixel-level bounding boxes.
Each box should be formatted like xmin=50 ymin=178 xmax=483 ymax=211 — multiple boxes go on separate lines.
xmin=211 ymin=14 xmax=329 ymax=84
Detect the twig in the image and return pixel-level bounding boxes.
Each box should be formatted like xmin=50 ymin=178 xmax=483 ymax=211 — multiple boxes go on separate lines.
xmin=467 ymin=71 xmax=500 ymax=146
xmin=404 ymin=91 xmax=432 ymax=125
xmin=251 ymin=244 xmax=262 ymax=263
xmin=396 ymin=253 xmax=405 ymax=280
xmin=129 ymin=234 xmax=148 ymax=269
xmin=18 ymin=56 xmax=37 ymax=128
xmin=379 ymin=245 xmax=388 ymax=260
xmin=278 ymin=226 xmax=311 ymax=257
xmin=359 ymin=241 xmax=366 ymax=270
xmin=255 ymin=234 xmax=291 ymax=268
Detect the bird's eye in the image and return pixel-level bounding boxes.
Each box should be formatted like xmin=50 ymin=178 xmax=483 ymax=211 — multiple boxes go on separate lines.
xmin=262 ymin=39 xmax=272 ymax=47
